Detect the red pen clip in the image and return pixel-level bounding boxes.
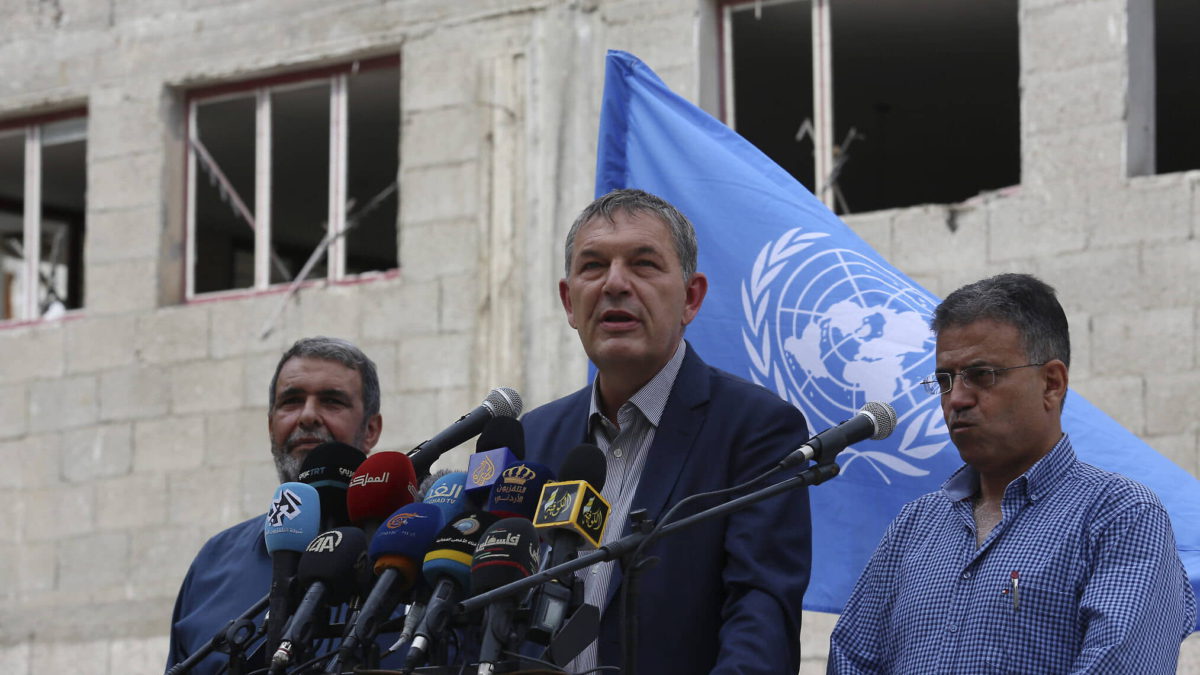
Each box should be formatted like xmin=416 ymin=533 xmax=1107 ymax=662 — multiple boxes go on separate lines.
xmin=1010 ymin=570 xmax=1020 ymax=612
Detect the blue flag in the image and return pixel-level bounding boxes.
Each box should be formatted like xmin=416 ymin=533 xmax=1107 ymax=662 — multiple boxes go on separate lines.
xmin=594 ymin=49 xmax=1199 ymax=628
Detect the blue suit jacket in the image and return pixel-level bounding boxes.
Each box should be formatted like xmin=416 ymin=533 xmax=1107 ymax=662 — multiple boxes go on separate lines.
xmin=522 ymin=344 xmax=813 ymax=674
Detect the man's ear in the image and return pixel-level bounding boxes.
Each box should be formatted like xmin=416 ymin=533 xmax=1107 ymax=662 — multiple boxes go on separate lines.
xmin=1042 ymin=359 xmax=1069 ymax=411
xmin=681 ymin=273 xmax=708 ymax=326
xmin=361 ymin=414 xmax=383 ymax=453
xmin=559 ymin=278 xmax=578 ymax=329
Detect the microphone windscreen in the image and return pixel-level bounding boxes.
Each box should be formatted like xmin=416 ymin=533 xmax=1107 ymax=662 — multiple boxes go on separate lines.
xmin=298 ymin=526 xmax=369 ymax=603
xmin=347 ymin=451 xmax=419 ymax=526
xmin=484 ymin=462 xmax=556 ymax=520
xmin=557 ymin=443 xmax=606 ymax=490
xmin=422 ymin=471 xmax=469 ymax=525
xmin=482 ymin=387 xmax=523 ymax=419
xmin=471 ymin=518 xmax=539 ymax=594
xmin=475 ymin=416 xmax=526 ymax=459
xmin=300 ymin=442 xmax=367 ymax=527
xmin=422 ymin=511 xmax=500 ymax=590
xmin=369 ymin=502 xmax=444 ymax=588
xmin=265 ymin=482 xmax=322 ymax=553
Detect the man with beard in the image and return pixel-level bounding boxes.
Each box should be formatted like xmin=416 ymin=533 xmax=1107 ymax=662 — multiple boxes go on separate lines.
xmin=166 ymin=336 xmax=382 ymax=673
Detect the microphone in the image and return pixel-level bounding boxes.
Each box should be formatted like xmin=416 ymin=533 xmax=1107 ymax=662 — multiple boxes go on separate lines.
xmin=405 ymin=511 xmax=501 ymax=669
xmin=407 ymin=387 xmax=523 ymax=480
xmin=465 ymin=416 xmax=526 ymax=504
xmin=332 ymin=502 xmax=444 ymax=671
xmin=778 ymin=401 xmax=898 ymax=469
xmin=346 ymin=451 xmax=420 ymax=540
xmin=263 ymin=482 xmax=322 ymax=662
xmin=527 ymin=444 xmax=608 ymax=648
xmin=270 ymin=527 xmax=369 ymax=673
xmin=420 ymin=471 xmax=470 ymax=526
xmin=299 ymin=442 xmax=367 ymax=530
xmin=471 ymin=518 xmax=541 ymax=675
xmin=484 ymin=461 xmax=556 ymax=521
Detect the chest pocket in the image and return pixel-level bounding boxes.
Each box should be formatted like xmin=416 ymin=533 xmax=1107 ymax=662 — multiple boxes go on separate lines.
xmin=984 ymin=577 xmax=1080 ymax=674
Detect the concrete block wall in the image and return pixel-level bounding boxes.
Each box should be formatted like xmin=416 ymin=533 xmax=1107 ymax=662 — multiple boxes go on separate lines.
xmin=0 ymin=0 xmax=1196 ymax=672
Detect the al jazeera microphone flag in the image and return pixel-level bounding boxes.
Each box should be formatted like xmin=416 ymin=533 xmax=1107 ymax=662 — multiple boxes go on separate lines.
xmin=593 ymin=49 xmax=1200 ymax=626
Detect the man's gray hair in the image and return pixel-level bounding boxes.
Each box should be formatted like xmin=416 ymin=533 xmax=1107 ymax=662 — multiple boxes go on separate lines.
xmin=268 ymin=336 xmax=381 ymax=418
xmin=564 ymin=189 xmax=699 ymax=280
xmin=931 ymin=273 xmax=1071 ymax=369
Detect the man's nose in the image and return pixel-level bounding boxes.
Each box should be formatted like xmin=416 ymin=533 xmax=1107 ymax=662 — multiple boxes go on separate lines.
xmin=602 ymin=260 xmax=633 ymax=295
xmin=945 ymin=377 xmax=976 ymax=412
xmin=298 ymin=397 xmax=322 ymax=427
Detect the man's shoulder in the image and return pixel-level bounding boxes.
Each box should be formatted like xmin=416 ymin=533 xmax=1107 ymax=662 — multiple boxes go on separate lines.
xmin=192 ymin=514 xmax=267 ymax=563
xmin=1064 ymin=459 xmax=1168 ymax=520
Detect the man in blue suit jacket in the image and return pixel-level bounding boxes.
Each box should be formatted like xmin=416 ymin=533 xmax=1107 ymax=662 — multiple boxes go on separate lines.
xmin=522 ymin=189 xmax=812 ymax=674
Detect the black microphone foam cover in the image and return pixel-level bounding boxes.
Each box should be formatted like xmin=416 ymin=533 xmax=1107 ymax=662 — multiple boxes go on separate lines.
xmin=558 ymin=443 xmax=606 ymax=491
xmin=298 ymin=526 xmax=369 ymax=604
xmin=300 ymin=442 xmax=366 ymax=527
xmin=475 ymin=416 xmax=526 ymax=460
xmin=470 ymin=518 xmax=540 ymax=594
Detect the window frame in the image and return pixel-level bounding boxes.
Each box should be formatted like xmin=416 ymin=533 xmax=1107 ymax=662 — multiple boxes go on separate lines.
xmin=0 ymin=107 xmax=88 ymax=324
xmin=183 ymin=54 xmax=400 ymax=300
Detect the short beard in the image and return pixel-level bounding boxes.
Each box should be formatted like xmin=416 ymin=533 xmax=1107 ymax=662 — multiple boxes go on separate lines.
xmin=271 ymin=425 xmax=367 ymax=483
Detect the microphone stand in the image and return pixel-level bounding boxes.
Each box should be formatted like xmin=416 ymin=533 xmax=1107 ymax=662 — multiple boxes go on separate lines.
xmin=458 ymin=461 xmax=842 ymax=674
xmin=166 ymin=593 xmax=270 ymax=675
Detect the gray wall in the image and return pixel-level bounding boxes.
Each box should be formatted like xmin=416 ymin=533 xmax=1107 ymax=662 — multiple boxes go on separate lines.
xmin=0 ymin=0 xmax=1195 ymax=672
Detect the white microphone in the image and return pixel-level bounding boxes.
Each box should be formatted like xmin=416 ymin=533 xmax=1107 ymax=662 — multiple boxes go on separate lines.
xmin=779 ymin=401 xmax=897 ymax=469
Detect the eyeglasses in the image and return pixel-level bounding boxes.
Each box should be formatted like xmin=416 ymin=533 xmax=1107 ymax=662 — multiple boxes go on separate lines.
xmin=920 ymin=363 xmax=1046 ymax=396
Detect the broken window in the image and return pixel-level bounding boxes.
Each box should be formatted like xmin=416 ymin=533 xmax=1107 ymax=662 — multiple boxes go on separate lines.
xmin=187 ymin=56 xmax=400 ymax=297
xmin=1155 ymin=0 xmax=1200 ymax=174
xmin=0 ymin=112 xmax=87 ymax=321
xmin=722 ymin=0 xmax=1019 ymax=214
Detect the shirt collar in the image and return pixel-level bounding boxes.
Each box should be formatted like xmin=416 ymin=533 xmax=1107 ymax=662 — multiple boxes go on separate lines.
xmin=588 ymin=340 xmax=687 ymax=431
xmin=942 ymin=434 xmax=1074 ymax=503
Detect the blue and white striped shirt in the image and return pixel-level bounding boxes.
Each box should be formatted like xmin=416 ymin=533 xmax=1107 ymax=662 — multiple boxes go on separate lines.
xmin=829 ymin=435 xmax=1196 ymax=674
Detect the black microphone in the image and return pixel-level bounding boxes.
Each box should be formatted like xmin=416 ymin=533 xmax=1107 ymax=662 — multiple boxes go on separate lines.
xmin=527 ymin=444 xmax=608 ymax=649
xmin=778 ymin=401 xmax=897 ymax=469
xmin=299 ymin=442 xmax=367 ymax=530
xmin=269 ymin=527 xmax=369 ymax=673
xmin=471 ymin=518 xmax=541 ymax=675
xmin=407 ymin=387 xmax=523 ymax=480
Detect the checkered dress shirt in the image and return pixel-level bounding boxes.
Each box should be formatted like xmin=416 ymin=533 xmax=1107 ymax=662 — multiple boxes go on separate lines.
xmin=829 ymin=435 xmax=1196 ymax=674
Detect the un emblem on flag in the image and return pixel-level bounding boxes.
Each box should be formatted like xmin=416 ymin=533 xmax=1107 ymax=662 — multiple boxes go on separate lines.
xmin=740 ymin=228 xmax=951 ymax=480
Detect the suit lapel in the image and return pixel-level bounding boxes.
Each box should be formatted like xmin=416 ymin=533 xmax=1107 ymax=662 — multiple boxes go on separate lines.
xmin=600 ymin=344 xmax=711 ymax=612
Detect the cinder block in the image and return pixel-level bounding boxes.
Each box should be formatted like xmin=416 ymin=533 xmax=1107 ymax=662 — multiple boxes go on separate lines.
xmin=30 ymin=640 xmax=108 ymax=675
xmin=58 ymin=532 xmax=130 ymax=594
xmin=400 ymin=220 xmax=480 ymax=281
xmin=240 ymin=461 xmax=279 ymax=518
xmin=380 ymin=390 xmax=439 ymax=452
xmin=1023 ymin=124 xmax=1124 ymax=195
xmin=1021 ymin=0 xmax=1124 ymax=73
xmin=1088 ymin=178 xmax=1192 ymax=248
xmin=402 ymin=48 xmax=476 ymax=111
xmin=29 ymin=374 xmax=97 ymax=432
xmin=99 ymin=365 xmax=170 ymax=421
xmin=0 ymin=434 xmax=60 ymax=490
xmin=22 ymin=484 xmax=95 ymax=541
xmin=133 ymin=415 xmax=204 ymax=473
xmin=361 ymin=279 xmax=438 ymax=339
xmin=204 ymin=408 xmax=269 ymax=468
xmin=136 ymin=306 xmax=210 ymax=364
xmin=1145 ymin=372 xmax=1200 ymax=436
xmin=279 ymin=287 xmax=363 ymax=346
xmin=892 ymin=205 xmax=987 ymax=279
xmin=242 ymin=351 xmax=279 ymax=411
xmin=109 ymin=636 xmax=172 ymax=675
xmin=0 ymin=323 xmax=64 ymax=381
xmin=1138 ymin=240 xmax=1200 ymax=311
xmin=1091 ymin=308 xmax=1194 ymax=377
xmin=64 ymin=315 xmax=136 ymax=373
xmin=1039 ymin=248 xmax=1138 ymax=316
xmin=88 ymin=84 xmax=167 ymax=161
xmin=11 ymin=542 xmax=55 ymax=595
xmin=1181 ymin=626 xmax=1200 ymax=673
xmin=86 ymin=258 xmax=159 ymax=314
xmin=0 ymin=382 xmax=28 ymax=440
xmin=398 ymin=332 xmax=472 ymax=392
xmin=1064 ymin=311 xmax=1091 ymax=379
xmin=403 ymin=107 xmax=481 ymax=169
xmin=96 ymin=472 xmax=167 ymax=530
xmin=167 ymin=466 xmax=243 ymax=528
xmin=988 ymin=194 xmax=1087 ymax=262
xmin=1070 ymin=375 xmax=1145 ymax=435
xmin=439 ymin=273 xmax=479 ymax=334
xmin=169 ymin=359 xmax=244 ymax=415
xmin=87 ymin=151 xmax=162 ymax=211
xmin=359 ymin=341 xmax=399 ymax=395
xmin=62 ymin=423 xmax=133 ymax=483
xmin=1022 ymin=61 xmax=1124 ymax=136
xmin=0 ymin=642 xmax=29 ymax=675
xmin=843 ymin=209 xmax=895 ymax=263
xmin=208 ymin=295 xmax=290 ymax=360
xmin=399 ymin=163 xmax=479 ymax=225
xmin=798 ymin=609 xmax=837 ymax=661
xmin=85 ymin=205 xmax=163 ymax=265
xmin=129 ymin=525 xmax=207 ymax=597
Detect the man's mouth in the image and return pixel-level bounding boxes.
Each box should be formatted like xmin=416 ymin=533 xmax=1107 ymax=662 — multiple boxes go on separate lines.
xmin=599 ymin=309 xmax=639 ymax=328
xmin=288 ymin=436 xmax=328 ymax=454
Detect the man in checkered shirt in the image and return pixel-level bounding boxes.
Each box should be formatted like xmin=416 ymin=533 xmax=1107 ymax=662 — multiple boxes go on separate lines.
xmin=828 ymin=273 xmax=1195 ymax=673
